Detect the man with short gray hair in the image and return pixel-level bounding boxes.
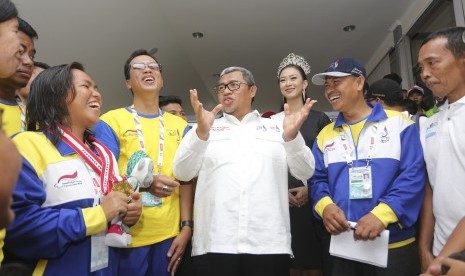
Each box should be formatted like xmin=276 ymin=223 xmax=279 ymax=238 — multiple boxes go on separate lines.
xmin=173 ymin=66 xmax=316 ymax=276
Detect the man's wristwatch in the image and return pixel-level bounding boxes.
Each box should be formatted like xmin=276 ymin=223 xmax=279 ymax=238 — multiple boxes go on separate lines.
xmin=180 ymin=220 xmax=194 ymax=230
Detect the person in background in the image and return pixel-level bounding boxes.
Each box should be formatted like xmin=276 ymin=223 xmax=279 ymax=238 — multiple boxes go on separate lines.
xmin=408 ymin=85 xmax=425 ymax=113
xmin=383 ymin=73 xmax=402 ymax=86
xmin=0 ymin=0 xmax=23 ymax=79
xmin=16 ymin=61 xmax=50 ymax=103
xmin=0 ymin=0 xmax=24 ymax=267
xmin=173 ymin=66 xmax=316 ymax=276
xmin=403 ymin=98 xmax=419 ymax=116
xmin=383 ymin=73 xmax=405 ymax=99
xmin=93 ymin=49 xmax=192 ymax=276
xmin=4 ymin=62 xmax=142 ymax=275
xmin=366 ymin=78 xmax=427 ymax=130
xmin=310 ymin=57 xmax=426 ymax=275
xmin=417 ymin=26 xmax=465 ymax=274
xmin=159 ymin=94 xmax=196 ymax=276
xmin=408 ymin=84 xmax=439 ymax=117
xmin=365 ymin=79 xmax=405 ymax=112
xmin=159 ymin=95 xmax=188 ymax=122
xmin=0 ymin=17 xmax=37 ymax=135
xmin=273 ymin=53 xmax=330 ymax=276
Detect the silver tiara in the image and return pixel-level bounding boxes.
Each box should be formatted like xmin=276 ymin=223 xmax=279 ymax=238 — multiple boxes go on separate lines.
xmin=277 ymin=53 xmax=311 ymax=78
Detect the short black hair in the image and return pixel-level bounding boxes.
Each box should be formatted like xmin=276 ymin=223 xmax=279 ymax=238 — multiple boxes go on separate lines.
xmin=159 ymin=95 xmax=182 ymax=108
xmin=403 ymin=99 xmax=418 ymax=115
xmin=34 ymin=61 xmax=50 ymax=70
xmin=18 ymin=17 xmax=38 ymax=39
xmin=0 ymin=0 xmax=17 ymax=24
xmin=383 ymin=73 xmax=402 ymax=85
xmin=422 ymin=26 xmax=465 ymax=59
xmin=123 ymin=49 xmax=160 ymax=80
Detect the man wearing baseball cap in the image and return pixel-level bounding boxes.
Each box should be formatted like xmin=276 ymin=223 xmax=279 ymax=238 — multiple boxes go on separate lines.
xmin=365 ymin=79 xmax=405 ymax=112
xmin=408 ymin=85 xmax=439 ymax=117
xmin=309 ymin=58 xmax=426 ymax=275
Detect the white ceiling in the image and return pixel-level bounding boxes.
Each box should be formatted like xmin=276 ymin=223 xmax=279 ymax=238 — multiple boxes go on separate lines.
xmin=14 ymin=0 xmax=431 ymax=115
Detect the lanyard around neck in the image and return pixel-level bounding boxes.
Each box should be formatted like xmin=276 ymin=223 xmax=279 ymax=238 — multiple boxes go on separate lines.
xmin=129 ymin=105 xmax=164 ymax=173
xmin=15 ymin=97 xmax=26 ymax=131
xmin=58 ymin=124 xmax=123 ymax=195
xmin=339 ymin=123 xmax=378 ymax=168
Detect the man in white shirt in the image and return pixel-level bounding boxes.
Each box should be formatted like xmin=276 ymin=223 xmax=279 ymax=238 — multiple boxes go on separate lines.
xmin=173 ymin=66 xmax=316 ymax=276
xmin=417 ymin=26 xmax=465 ymax=274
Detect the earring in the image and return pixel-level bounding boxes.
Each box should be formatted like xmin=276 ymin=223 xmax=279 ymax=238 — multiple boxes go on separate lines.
xmin=302 ymin=89 xmax=306 ymax=103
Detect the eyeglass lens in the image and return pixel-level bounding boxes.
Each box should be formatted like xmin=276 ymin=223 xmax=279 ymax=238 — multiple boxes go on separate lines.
xmin=215 ymin=81 xmax=243 ymax=93
xmin=131 ymin=62 xmax=160 ymax=70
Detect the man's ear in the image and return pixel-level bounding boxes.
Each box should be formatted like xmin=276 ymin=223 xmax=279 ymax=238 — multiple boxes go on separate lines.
xmin=250 ymin=85 xmax=257 ymax=98
xmin=356 ymin=76 xmax=366 ymax=93
xmin=125 ymin=79 xmax=131 ymax=90
xmin=459 ymin=52 xmax=465 ymax=66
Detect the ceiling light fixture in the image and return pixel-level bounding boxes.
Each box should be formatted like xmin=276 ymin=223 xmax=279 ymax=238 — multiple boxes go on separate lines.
xmin=192 ymin=32 xmax=204 ymax=39
xmin=343 ymin=25 xmax=356 ymax=32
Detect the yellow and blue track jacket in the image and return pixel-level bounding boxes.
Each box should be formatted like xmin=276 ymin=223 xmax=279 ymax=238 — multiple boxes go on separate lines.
xmin=5 ymin=131 xmax=117 ymax=276
xmin=0 ymin=100 xmax=21 ymax=264
xmin=310 ymin=104 xmax=426 ymax=245
xmin=0 ymin=100 xmax=21 ymax=137
xmin=93 ymin=108 xmax=188 ymax=247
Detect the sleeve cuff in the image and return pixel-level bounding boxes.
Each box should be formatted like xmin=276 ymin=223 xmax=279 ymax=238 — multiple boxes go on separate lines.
xmin=371 ymin=202 xmax=398 ymax=227
xmin=283 ymin=132 xmax=306 ymax=152
xmin=315 ymin=196 xmax=334 ymax=218
xmin=189 ymin=127 xmax=210 ymax=152
xmin=82 ymin=206 xmax=108 ymax=236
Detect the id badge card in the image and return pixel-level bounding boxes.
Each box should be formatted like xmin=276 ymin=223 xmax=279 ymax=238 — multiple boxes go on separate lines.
xmin=349 ymin=166 xmax=373 ymax=199
xmin=141 ymin=191 xmax=162 ymax=207
xmin=91 ymin=232 xmax=109 ymax=272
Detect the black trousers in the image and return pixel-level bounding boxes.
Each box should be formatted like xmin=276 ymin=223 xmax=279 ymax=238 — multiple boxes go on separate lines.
xmin=192 ymin=253 xmax=290 ymax=276
xmin=330 ymin=242 xmax=420 ymax=276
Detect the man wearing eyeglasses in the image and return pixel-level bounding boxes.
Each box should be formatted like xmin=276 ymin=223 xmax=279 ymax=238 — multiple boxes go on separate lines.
xmin=173 ymin=66 xmax=316 ymax=276
xmin=94 ymin=49 xmax=192 ymax=276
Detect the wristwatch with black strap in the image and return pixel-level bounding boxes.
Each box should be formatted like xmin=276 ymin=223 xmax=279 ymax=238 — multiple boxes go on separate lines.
xmin=180 ymin=220 xmax=194 ymax=230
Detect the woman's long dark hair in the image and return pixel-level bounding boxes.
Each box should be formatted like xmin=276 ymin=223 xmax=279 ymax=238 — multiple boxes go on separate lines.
xmin=26 ymin=62 xmax=92 ymax=145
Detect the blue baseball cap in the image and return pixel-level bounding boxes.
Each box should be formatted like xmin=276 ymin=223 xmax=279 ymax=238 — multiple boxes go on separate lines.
xmin=312 ymin=57 xmax=366 ymax=86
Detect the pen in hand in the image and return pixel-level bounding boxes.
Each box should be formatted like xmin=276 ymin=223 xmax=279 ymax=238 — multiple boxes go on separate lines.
xmin=349 ymin=224 xmax=381 ymax=238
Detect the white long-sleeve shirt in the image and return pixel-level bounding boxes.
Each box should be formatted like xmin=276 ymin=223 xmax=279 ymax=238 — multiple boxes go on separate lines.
xmin=173 ymin=110 xmax=314 ymax=256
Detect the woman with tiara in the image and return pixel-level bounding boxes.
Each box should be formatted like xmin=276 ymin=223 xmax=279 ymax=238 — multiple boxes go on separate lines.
xmin=273 ymin=53 xmax=331 ymax=276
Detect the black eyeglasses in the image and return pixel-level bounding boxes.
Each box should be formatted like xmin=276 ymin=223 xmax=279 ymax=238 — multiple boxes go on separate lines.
xmin=213 ymin=81 xmax=253 ymax=94
xmin=130 ymin=62 xmax=162 ymax=71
